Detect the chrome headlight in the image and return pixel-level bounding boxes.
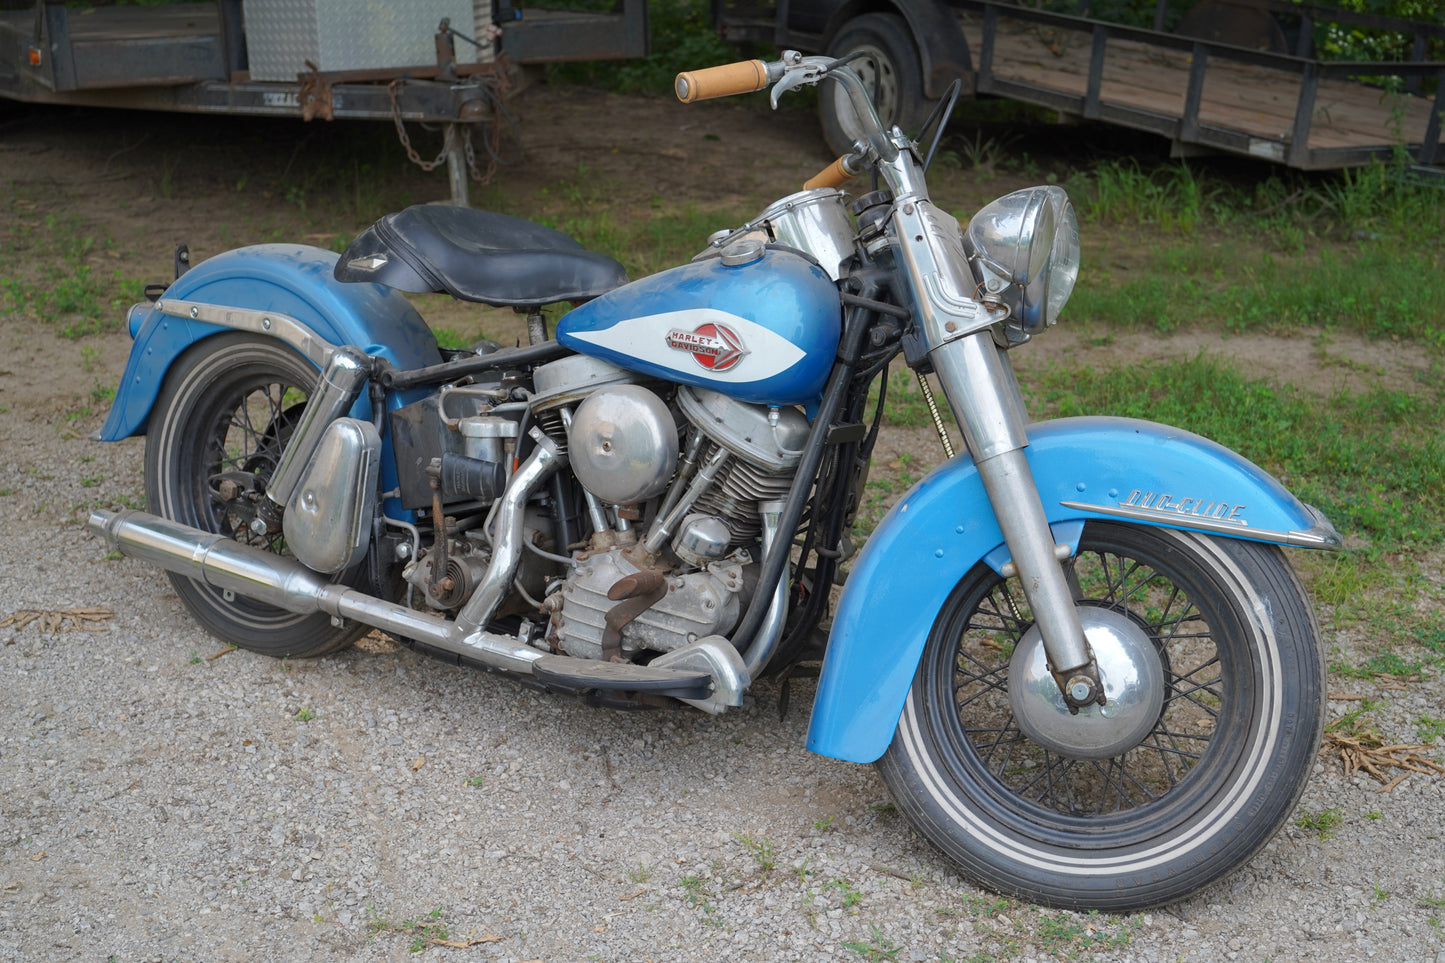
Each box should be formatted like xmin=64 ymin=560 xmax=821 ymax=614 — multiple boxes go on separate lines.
xmin=964 ymin=186 xmax=1079 ymax=332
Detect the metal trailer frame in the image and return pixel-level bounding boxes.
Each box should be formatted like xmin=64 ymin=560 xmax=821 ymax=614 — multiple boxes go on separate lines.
xmin=0 ymin=0 xmax=649 ymax=203
xmin=719 ymin=0 xmax=1445 ymax=175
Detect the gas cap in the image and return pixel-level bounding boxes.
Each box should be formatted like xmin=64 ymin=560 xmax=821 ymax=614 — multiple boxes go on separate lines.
xmin=720 ymin=238 xmax=765 ymax=267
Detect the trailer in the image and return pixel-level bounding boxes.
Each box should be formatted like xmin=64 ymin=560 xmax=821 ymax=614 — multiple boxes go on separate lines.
xmin=0 ymin=0 xmax=649 ymax=204
xmin=719 ymin=0 xmax=1445 ymax=175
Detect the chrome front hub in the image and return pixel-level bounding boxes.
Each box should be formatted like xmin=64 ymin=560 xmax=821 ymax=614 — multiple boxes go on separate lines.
xmin=1008 ymin=607 xmax=1165 ymax=760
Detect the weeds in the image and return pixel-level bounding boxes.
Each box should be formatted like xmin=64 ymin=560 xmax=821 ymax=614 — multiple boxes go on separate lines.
xmin=367 ymin=904 xmax=451 ymax=953
xmin=841 ymin=923 xmax=902 ymax=961
xmin=736 ymin=833 xmax=778 ymax=873
xmin=1326 ymin=702 xmax=1384 ymax=741
xmin=1296 ymin=805 xmax=1345 ymax=838
xmin=0 ymin=213 xmax=145 ymax=339
xmin=1074 ymin=159 xmax=1213 ymax=233
xmin=679 ymin=875 xmax=723 ymax=927
xmin=1417 ymin=716 xmax=1445 ymax=744
xmin=1031 ymin=911 xmax=1138 ymax=956
xmin=827 ymin=877 xmax=864 ymax=909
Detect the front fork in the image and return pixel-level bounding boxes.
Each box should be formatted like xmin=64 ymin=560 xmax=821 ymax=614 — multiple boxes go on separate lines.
xmin=932 ymin=331 xmax=1103 ymax=709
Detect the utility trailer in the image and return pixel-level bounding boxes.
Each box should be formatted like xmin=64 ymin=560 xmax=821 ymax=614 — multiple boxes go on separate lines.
xmin=0 ymin=0 xmax=649 ymax=204
xmin=718 ymin=0 xmax=1445 ymax=175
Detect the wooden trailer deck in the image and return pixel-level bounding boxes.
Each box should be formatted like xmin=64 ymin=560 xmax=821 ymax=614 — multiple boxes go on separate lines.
xmin=953 ymin=1 xmax=1444 ymax=172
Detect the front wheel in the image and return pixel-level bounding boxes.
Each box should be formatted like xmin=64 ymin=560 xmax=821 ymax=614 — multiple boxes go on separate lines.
xmin=144 ymin=333 xmax=366 ymax=658
xmin=877 ymin=522 xmax=1325 ymax=909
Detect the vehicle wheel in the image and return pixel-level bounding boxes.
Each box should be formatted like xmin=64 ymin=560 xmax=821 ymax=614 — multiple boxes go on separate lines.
xmin=144 ymin=333 xmax=366 ymax=658
xmin=877 ymin=522 xmax=1325 ymax=909
xmin=820 ymin=13 xmax=929 ymax=157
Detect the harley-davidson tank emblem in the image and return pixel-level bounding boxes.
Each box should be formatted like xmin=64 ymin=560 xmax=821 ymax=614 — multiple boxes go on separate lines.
xmin=665 ymin=322 xmax=749 ymax=372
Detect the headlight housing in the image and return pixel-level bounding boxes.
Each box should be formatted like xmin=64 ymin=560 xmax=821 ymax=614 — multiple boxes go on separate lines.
xmin=963 ymin=185 xmax=1079 ymax=333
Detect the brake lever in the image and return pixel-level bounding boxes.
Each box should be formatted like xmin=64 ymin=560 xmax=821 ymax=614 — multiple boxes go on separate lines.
xmin=768 ymin=56 xmax=832 ymax=109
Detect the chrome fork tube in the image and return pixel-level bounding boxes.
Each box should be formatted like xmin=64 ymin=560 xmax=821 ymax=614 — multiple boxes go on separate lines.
xmin=453 ymin=428 xmax=566 ymax=635
xmin=932 ymin=333 xmax=1093 ymax=683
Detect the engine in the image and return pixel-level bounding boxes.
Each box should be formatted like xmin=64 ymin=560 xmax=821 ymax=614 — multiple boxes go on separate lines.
xmin=534 ymin=357 xmax=808 ymax=661
xmin=394 ymin=353 xmax=809 ymax=663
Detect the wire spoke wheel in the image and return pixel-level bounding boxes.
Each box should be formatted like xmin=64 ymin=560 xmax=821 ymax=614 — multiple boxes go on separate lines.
xmin=878 ymin=522 xmax=1324 ymax=909
xmin=144 ymin=334 xmax=364 ymax=657
xmin=958 ymin=550 xmax=1221 ymax=820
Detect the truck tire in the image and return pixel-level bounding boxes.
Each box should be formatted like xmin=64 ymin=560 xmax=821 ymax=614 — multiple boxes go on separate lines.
xmin=819 ymin=13 xmax=929 ymax=157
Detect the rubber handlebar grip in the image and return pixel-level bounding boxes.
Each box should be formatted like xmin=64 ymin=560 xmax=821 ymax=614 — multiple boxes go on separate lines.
xmin=675 ymin=60 xmax=769 ymax=103
xmin=804 ymin=156 xmax=858 ymax=190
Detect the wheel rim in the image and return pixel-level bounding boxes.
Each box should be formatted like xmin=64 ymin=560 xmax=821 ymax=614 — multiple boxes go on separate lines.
xmin=189 ymin=375 xmax=307 ymax=550
xmin=923 ymin=528 xmax=1254 ymax=844
xmin=151 ymin=342 xmax=321 ymax=633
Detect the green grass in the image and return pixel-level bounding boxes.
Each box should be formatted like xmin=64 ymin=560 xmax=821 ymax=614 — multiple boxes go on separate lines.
xmin=1064 ymin=156 xmax=1445 ymax=344
xmin=1035 ymin=910 xmax=1137 ymax=956
xmin=1296 ymin=805 xmax=1345 ymax=839
xmin=1071 ymin=159 xmax=1214 ymax=233
xmin=1 ymin=212 xmax=146 ymax=338
xmin=736 ymin=832 xmax=778 ymax=873
xmin=841 ymin=923 xmax=902 ymax=961
xmin=366 ymin=904 xmax=451 ymax=953
xmin=473 ymin=164 xmax=754 ymax=280
xmin=1068 ymin=244 xmax=1445 ymax=344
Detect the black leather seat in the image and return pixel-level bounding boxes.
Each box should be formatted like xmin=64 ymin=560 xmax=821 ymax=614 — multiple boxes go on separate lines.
xmin=334 ymin=205 xmax=627 ymax=307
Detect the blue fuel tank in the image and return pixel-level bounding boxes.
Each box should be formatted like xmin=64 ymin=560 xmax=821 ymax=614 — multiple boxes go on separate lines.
xmin=555 ymin=247 xmax=842 ymax=406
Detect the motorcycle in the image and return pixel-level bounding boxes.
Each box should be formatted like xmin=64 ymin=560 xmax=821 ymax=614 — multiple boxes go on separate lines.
xmin=87 ymin=51 xmax=1339 ymax=910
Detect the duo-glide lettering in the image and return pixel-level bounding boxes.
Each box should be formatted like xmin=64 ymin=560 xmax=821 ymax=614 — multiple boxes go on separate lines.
xmin=1124 ymin=490 xmax=1247 ymax=523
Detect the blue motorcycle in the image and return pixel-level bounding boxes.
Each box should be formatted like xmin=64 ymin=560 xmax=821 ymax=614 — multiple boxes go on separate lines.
xmin=88 ymin=52 xmax=1338 ymax=909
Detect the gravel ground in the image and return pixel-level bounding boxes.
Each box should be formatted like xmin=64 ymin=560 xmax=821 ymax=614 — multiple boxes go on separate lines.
xmin=3 ymin=371 xmax=1445 ymax=963
xmin=3 ymin=87 xmax=1445 ymax=963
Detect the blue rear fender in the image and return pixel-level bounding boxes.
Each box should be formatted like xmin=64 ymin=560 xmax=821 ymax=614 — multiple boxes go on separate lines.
xmin=806 ymin=416 xmax=1339 ymax=765
xmin=98 ymin=244 xmax=443 ymax=442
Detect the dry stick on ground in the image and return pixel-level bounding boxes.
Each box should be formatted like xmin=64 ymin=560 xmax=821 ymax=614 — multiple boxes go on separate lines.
xmin=1325 ymin=731 xmax=1445 ymax=792
xmin=1 ymin=608 xmax=114 ymax=636
xmin=431 ymin=934 xmax=503 ymax=948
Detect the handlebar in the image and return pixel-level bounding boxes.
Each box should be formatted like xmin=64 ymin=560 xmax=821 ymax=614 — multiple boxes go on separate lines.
xmin=804 ymin=154 xmax=865 ymax=191
xmin=675 ymin=52 xmax=899 ymax=165
xmin=674 ymin=60 xmax=771 ymax=103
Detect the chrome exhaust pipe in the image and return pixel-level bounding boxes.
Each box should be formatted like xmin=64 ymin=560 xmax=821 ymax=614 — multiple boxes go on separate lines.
xmin=454 ymin=427 xmax=566 ymax=635
xmin=87 ymin=508 xmax=543 ymax=675
xmin=742 ymin=499 xmax=789 ymax=677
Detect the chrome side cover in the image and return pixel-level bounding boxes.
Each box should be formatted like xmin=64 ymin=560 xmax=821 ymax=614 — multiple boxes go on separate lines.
xmin=283 ymin=418 xmax=381 ymax=574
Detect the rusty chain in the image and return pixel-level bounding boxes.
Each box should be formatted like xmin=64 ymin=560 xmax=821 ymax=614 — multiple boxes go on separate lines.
xmin=388 ymin=57 xmax=519 ymax=186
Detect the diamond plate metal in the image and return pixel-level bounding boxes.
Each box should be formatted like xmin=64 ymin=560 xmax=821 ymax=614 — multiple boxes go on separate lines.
xmin=243 ymin=0 xmax=479 ymax=82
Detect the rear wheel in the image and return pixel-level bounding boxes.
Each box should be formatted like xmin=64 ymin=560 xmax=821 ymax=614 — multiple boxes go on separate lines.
xmin=877 ymin=522 xmax=1325 ymax=909
xmin=820 ymin=14 xmax=930 ymax=157
xmin=144 ymin=334 xmax=365 ymax=657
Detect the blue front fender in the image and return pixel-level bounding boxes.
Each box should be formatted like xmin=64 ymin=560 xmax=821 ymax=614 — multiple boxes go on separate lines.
xmin=806 ymin=416 xmax=1339 ymax=764
xmin=98 ymin=244 xmax=443 ymax=441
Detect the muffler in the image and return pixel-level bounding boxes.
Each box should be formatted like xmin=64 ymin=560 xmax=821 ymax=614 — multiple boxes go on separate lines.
xmin=86 ymin=509 xmax=719 ymax=698
xmin=88 ymin=508 xmax=543 ymax=674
